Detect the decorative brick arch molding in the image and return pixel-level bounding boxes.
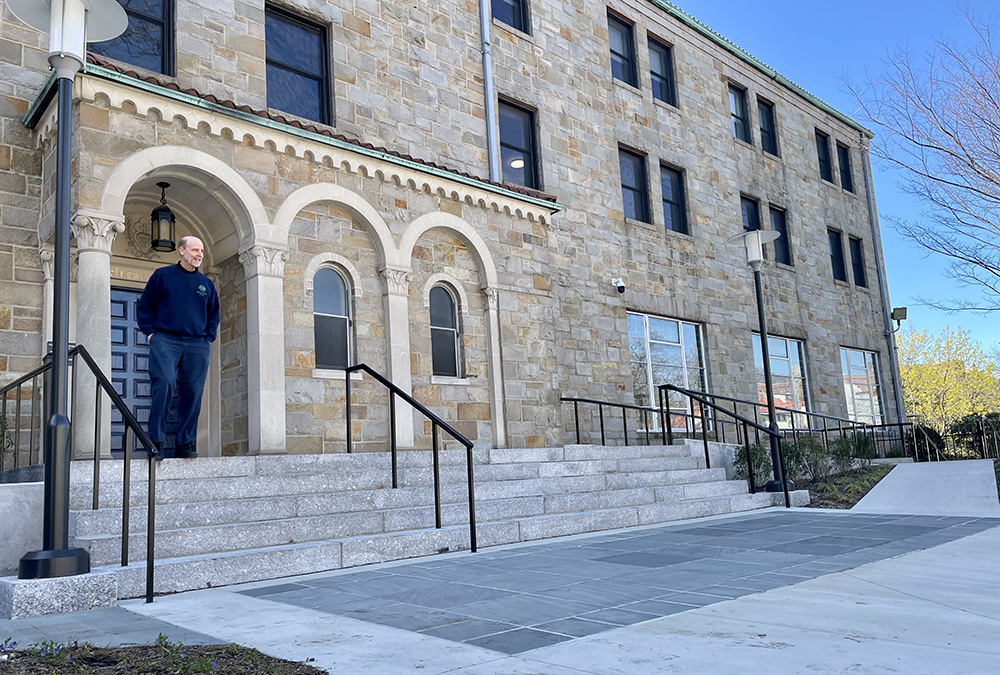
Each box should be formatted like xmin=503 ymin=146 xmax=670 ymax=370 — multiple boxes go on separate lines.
xmin=401 ymin=212 xmax=506 ymax=447
xmin=94 ymin=146 xmax=285 ymax=455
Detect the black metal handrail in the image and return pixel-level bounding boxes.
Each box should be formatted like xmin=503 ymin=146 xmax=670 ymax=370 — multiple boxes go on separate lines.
xmin=344 ymin=363 xmax=477 ymax=553
xmin=0 ymin=361 xmax=48 ymax=471
xmin=0 ymin=345 xmax=159 ymax=603
xmin=558 ymin=397 xmax=664 ymax=447
xmin=660 ymin=384 xmax=790 ymax=507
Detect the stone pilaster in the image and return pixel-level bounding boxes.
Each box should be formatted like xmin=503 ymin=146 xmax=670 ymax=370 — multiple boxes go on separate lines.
xmin=380 ymin=265 xmax=415 ymax=447
xmin=69 ymin=209 xmax=125 ymax=459
xmin=239 ymin=243 xmax=289 ymax=455
xmin=482 ymin=286 xmax=507 ymax=447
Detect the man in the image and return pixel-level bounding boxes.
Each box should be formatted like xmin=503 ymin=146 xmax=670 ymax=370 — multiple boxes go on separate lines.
xmin=137 ymin=236 xmax=220 ymax=459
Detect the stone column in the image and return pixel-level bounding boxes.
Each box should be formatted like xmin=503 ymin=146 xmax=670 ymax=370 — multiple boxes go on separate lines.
xmin=69 ymin=209 xmax=124 ymax=459
xmin=380 ymin=265 xmax=415 ymax=447
xmin=482 ymin=286 xmax=507 ymax=447
xmin=199 ymin=268 xmax=223 ymax=456
xmin=39 ymin=249 xmax=53 ymax=347
xmin=239 ymin=244 xmax=288 ymax=455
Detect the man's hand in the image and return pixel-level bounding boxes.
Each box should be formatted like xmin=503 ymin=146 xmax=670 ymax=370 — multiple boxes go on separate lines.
xmin=147 ymin=334 xmax=153 ymax=340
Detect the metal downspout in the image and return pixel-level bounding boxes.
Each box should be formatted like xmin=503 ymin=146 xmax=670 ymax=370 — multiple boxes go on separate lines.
xmin=479 ymin=0 xmax=500 ymax=182
xmin=860 ymin=133 xmax=906 ymax=424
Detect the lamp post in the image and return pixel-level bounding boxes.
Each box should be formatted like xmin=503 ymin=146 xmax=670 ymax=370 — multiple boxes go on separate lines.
xmin=9 ymin=0 xmax=127 ymax=579
xmin=729 ymin=228 xmax=791 ymax=493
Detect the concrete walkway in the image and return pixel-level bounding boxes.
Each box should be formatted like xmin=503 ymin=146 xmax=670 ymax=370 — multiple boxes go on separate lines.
xmin=853 ymin=459 xmax=1000 ymax=516
xmin=3 ymin=508 xmax=999 ymax=674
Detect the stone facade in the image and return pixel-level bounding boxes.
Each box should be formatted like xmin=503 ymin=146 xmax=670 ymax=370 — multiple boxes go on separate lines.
xmin=0 ymin=0 xmax=901 ymax=457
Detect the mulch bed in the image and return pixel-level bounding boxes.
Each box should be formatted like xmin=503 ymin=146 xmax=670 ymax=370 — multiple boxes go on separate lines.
xmin=799 ymin=463 xmax=894 ymax=509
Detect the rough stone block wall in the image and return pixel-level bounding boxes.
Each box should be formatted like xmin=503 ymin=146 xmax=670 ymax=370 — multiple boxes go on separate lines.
xmin=216 ymin=255 xmax=248 ymax=456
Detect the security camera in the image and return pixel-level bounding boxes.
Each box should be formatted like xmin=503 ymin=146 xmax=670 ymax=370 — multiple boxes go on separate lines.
xmin=611 ymin=277 xmax=626 ymax=294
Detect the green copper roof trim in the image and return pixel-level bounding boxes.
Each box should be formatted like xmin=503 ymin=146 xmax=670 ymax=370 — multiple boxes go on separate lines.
xmin=649 ymin=0 xmax=874 ymax=138
xmin=23 ymin=71 xmax=57 ymax=129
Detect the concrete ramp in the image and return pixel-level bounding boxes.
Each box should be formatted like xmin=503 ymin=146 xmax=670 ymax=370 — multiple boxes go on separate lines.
xmin=853 ymin=459 xmax=1000 ymax=516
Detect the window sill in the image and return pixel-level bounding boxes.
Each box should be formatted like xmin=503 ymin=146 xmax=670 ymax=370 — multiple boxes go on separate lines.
xmin=652 ymin=97 xmax=680 ymax=114
xmin=775 ymin=262 xmax=795 ymax=272
xmin=492 ymin=17 xmax=533 ymax=42
xmin=833 ymin=278 xmax=851 ymax=288
xmin=312 ymin=369 xmax=364 ymax=380
xmin=613 ymin=78 xmax=643 ymax=97
xmin=732 ymin=136 xmax=755 ymax=150
xmin=430 ymin=376 xmax=472 ymax=385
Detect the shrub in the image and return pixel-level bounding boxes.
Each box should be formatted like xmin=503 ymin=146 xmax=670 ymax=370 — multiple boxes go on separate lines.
xmin=734 ymin=442 xmax=771 ymax=488
xmin=829 ymin=436 xmax=855 ymax=475
xmin=785 ymin=434 xmax=831 ymax=482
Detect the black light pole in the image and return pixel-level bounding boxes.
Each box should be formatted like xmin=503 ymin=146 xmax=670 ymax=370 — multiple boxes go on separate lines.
xmin=730 ymin=229 xmax=789 ymax=492
xmin=9 ymin=0 xmax=127 ymax=579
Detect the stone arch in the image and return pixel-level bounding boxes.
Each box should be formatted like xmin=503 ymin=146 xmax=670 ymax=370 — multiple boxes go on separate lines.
xmin=303 ymin=252 xmax=364 ymax=298
xmin=399 ymin=212 xmax=499 ymax=289
xmin=272 ymin=183 xmax=399 ymax=268
xmin=98 ymin=145 xmax=266 ymax=247
xmin=423 ymin=272 xmax=470 ymax=316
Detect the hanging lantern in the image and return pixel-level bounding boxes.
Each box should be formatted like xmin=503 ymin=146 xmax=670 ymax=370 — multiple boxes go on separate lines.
xmin=150 ymin=181 xmax=176 ymax=252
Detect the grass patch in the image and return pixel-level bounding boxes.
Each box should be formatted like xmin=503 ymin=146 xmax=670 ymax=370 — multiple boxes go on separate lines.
xmin=799 ymin=463 xmax=894 ymax=509
xmin=0 ymin=634 xmax=324 ymax=674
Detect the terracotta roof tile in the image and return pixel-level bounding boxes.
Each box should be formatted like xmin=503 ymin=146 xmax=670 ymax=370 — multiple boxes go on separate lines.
xmin=85 ymin=53 xmax=558 ymax=204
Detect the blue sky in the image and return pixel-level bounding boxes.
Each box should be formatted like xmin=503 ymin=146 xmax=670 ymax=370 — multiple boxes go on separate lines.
xmin=671 ymin=0 xmax=997 ymax=349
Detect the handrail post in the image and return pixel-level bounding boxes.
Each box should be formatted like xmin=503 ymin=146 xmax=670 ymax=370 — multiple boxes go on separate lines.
xmin=13 ymin=385 xmax=22 ymax=467
xmin=699 ymin=401 xmax=710 ymax=469
xmin=666 ymin=393 xmax=674 ymax=446
xmin=28 ymin=378 xmax=37 ymax=467
xmin=345 ymin=372 xmax=352 ymax=454
xmin=389 ymin=391 xmax=397 ymax=489
xmin=644 ymin=410 xmax=650 ymax=446
xmin=573 ymin=400 xmax=581 ymax=444
xmin=92 ymin=381 xmax=102 ymax=510
xmin=432 ymin=424 xmax=441 ymax=529
xmin=777 ymin=436 xmax=790 ymax=508
xmin=743 ymin=424 xmax=756 ymax=493
xmin=599 ymin=404 xmax=606 ymax=446
xmin=622 ymin=406 xmax=629 ymax=446
xmin=465 ymin=443 xmax=477 ymax=553
xmin=121 ymin=428 xmax=132 ymax=566
xmin=1 ymin=390 xmax=7 ymax=469
xmin=145 ymin=455 xmax=156 ymax=603
xmin=659 ymin=388 xmax=667 ymax=445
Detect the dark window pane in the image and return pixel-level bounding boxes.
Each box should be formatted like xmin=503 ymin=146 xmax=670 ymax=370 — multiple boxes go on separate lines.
xmin=850 ymin=237 xmax=867 ymax=287
xmin=838 ymin=143 xmax=854 ymax=192
xmin=90 ymin=0 xmax=168 ymax=74
xmin=266 ymin=12 xmax=324 ymax=74
xmin=431 ymin=327 xmax=458 ymax=377
xmin=661 ymin=166 xmax=687 ymax=234
xmin=313 ymin=268 xmax=348 ymax=317
xmin=741 ymin=196 xmax=760 ymax=232
xmin=730 ymin=86 xmax=751 ymax=143
xmin=499 ymin=101 xmax=538 ymax=189
xmin=816 ymin=130 xmax=833 ymax=182
xmin=266 ymin=64 xmax=323 ymax=123
xmin=758 ymin=100 xmax=778 ymax=156
xmin=429 ymin=287 xmax=456 ymax=328
xmin=829 ymin=230 xmax=847 ymax=281
xmin=649 ymin=39 xmax=675 ymax=106
xmin=608 ymin=15 xmax=637 ymax=87
xmin=770 ymin=208 xmax=791 ymax=265
xmin=493 ymin=0 xmax=528 ymax=33
xmin=619 ymin=149 xmax=648 ymax=222
xmin=266 ymin=8 xmax=329 ymax=124
xmin=315 ymin=315 xmax=349 ymax=369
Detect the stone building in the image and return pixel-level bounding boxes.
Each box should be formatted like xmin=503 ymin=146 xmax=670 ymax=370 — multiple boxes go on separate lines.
xmin=0 ymin=0 xmax=902 ymax=458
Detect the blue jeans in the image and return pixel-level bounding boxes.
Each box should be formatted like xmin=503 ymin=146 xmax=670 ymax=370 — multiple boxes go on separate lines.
xmin=148 ymin=333 xmax=210 ymax=448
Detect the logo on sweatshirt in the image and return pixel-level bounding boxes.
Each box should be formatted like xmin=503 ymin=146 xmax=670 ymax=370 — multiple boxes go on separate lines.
xmin=197 ymin=284 xmax=207 ymax=297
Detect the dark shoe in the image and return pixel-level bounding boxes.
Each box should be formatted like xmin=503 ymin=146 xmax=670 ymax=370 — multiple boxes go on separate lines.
xmin=152 ymin=441 xmax=165 ymax=461
xmin=174 ymin=443 xmax=198 ymax=459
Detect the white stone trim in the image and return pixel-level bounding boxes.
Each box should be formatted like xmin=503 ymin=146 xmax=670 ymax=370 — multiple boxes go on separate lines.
xmin=70 ymin=209 xmax=125 ymax=254
xmin=239 ymin=244 xmax=289 ymax=279
xmin=311 ymin=369 xmax=364 ymax=380
xmin=303 ymin=252 xmax=364 ymax=299
xmin=423 ymin=273 xmax=470 ymax=317
xmin=399 ymin=212 xmax=499 ymax=288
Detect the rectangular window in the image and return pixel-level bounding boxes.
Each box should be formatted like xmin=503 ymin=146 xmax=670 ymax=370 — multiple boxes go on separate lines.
xmin=849 ymin=237 xmax=867 ymax=287
xmin=265 ymin=6 xmax=331 ymax=125
xmin=493 ymin=0 xmax=529 ymax=33
xmin=660 ymin=165 xmax=687 ymax=234
xmin=816 ymin=130 xmax=833 ymax=182
xmin=770 ymin=207 xmax=791 ymax=265
xmin=829 ymin=229 xmax=847 ymax=282
xmin=89 ymin=0 xmax=174 ymax=74
xmin=608 ymin=14 xmax=638 ymax=87
xmin=841 ymin=348 xmax=884 ymax=424
xmin=741 ymin=195 xmax=760 ymax=232
xmin=729 ymin=85 xmax=752 ymax=144
xmin=753 ymin=334 xmax=809 ymax=429
xmin=838 ymin=142 xmax=854 ymax=192
xmin=758 ymin=99 xmax=778 ymax=156
xmin=628 ymin=312 xmax=707 ymax=430
xmin=648 ymin=38 xmax=676 ymax=106
xmin=499 ymin=101 xmax=540 ymax=190
xmin=619 ymin=148 xmax=649 ymax=223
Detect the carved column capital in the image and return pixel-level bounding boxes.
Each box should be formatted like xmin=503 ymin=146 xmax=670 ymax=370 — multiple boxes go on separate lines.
xmin=380 ymin=266 xmax=411 ymax=296
xmin=39 ymin=248 xmax=54 ymax=281
xmin=482 ymin=286 xmax=500 ymax=310
xmin=70 ymin=208 xmax=125 ymax=254
xmin=239 ymin=245 xmax=289 ymax=279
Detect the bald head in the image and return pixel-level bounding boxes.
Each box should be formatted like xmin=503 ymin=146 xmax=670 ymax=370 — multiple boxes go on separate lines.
xmin=178 ymin=236 xmax=205 ymax=272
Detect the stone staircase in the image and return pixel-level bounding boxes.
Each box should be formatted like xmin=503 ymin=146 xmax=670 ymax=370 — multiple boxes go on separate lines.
xmin=67 ymin=443 xmax=808 ymax=599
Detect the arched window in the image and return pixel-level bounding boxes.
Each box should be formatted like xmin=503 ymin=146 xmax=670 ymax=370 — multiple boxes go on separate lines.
xmin=430 ymin=286 xmax=459 ymax=377
xmin=313 ymin=267 xmax=350 ymax=369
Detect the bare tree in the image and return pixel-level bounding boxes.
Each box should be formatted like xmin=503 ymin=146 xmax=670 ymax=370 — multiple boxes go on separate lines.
xmin=852 ymin=10 xmax=1000 ymax=311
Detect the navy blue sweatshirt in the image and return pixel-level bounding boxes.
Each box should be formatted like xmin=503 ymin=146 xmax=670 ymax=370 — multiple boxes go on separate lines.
xmin=137 ymin=263 xmax=220 ymax=341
